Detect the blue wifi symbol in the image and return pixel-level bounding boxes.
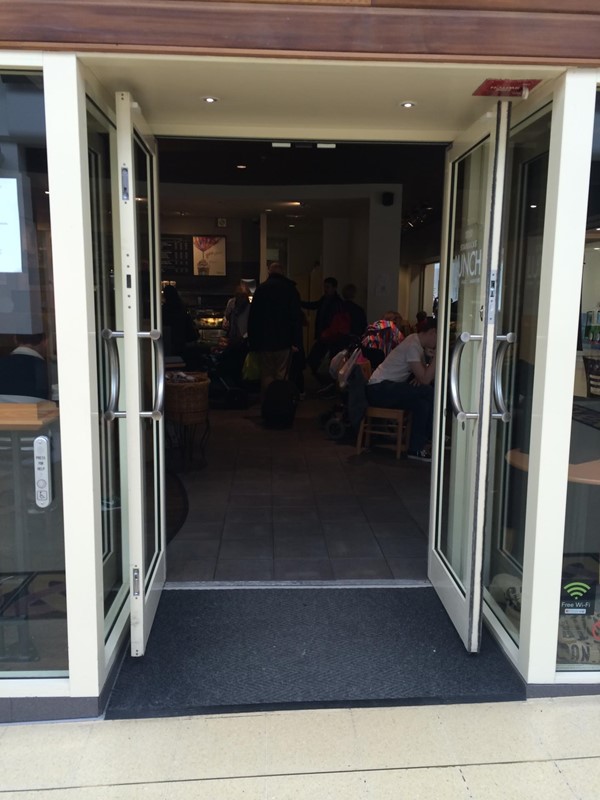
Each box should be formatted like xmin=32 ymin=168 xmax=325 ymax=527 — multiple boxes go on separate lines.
xmin=563 ymin=581 xmax=591 ymax=599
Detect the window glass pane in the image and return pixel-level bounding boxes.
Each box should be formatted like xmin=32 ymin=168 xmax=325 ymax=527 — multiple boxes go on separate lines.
xmin=87 ymin=103 xmax=128 ymax=637
xmin=558 ymin=90 xmax=600 ymax=670
xmin=0 ymin=72 xmax=67 ymax=675
xmin=484 ymin=109 xmax=551 ymax=644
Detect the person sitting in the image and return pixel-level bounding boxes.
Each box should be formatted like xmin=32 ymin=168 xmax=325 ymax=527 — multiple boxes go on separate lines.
xmin=366 ymin=318 xmax=437 ymax=462
xmin=0 ymin=333 xmax=50 ymax=402
xmin=415 ymin=310 xmax=428 ymax=332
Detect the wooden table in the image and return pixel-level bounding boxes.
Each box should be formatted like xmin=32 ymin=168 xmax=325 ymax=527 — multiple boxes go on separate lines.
xmin=506 ymin=447 xmax=600 ymax=554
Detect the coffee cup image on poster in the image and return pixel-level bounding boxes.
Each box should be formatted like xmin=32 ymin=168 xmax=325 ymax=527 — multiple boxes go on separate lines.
xmin=192 ymin=236 xmax=226 ymax=276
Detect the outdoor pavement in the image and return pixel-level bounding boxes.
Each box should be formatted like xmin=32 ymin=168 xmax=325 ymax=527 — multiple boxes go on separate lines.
xmin=2 ymin=696 xmax=600 ymax=798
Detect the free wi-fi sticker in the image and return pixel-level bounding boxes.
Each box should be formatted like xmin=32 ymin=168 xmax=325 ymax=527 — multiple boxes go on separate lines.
xmin=561 ymin=580 xmax=597 ymax=615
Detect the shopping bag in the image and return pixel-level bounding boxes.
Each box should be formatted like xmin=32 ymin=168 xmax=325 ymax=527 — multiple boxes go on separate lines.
xmin=242 ymin=351 xmax=261 ymax=382
xmin=329 ymin=348 xmax=349 ymax=380
xmin=337 ymin=347 xmax=361 ymax=389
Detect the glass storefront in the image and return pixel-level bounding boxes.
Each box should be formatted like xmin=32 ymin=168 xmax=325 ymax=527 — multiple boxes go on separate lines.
xmin=0 ymin=72 xmax=67 ymax=674
xmin=558 ymin=90 xmax=600 ymax=670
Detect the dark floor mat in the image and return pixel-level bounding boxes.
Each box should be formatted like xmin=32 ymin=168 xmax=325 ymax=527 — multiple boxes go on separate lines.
xmin=105 ymin=588 xmax=525 ymax=719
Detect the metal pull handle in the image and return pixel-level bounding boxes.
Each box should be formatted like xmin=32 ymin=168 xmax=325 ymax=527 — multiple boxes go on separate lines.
xmin=449 ymin=331 xmax=481 ymax=422
xmin=492 ymin=332 xmax=516 ymax=423
xmin=101 ymin=328 xmax=125 ymax=421
xmin=139 ymin=329 xmax=164 ymax=421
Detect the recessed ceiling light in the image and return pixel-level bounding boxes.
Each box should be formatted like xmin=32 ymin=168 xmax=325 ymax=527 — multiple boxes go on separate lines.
xmin=236 ymin=164 xmax=247 ymax=170
xmin=288 ymin=224 xmax=296 ymax=228
xmin=289 ymin=201 xmax=302 ymax=206
xmin=202 ymin=96 xmax=219 ymax=104
xmin=530 ymin=204 xmax=537 ymax=209
xmin=265 ymin=208 xmax=272 ymax=212
xmin=400 ymin=101 xmax=417 ymax=108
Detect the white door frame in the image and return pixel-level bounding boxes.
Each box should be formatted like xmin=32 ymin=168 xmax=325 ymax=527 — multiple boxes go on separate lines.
xmin=515 ymin=69 xmax=598 ymax=685
xmin=115 ymin=91 xmax=166 ymax=657
xmin=1 ymin=52 xmax=599 ymax=701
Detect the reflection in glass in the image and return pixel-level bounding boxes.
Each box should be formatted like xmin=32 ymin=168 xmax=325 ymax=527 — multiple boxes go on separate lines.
xmin=483 ymin=109 xmax=551 ymax=644
xmin=134 ymin=136 xmax=163 ymax=585
xmin=438 ymin=141 xmax=489 ymax=586
xmin=87 ymin=104 xmax=128 ymax=635
xmin=558 ymin=91 xmax=600 ymax=670
xmin=0 ymin=73 xmax=67 ymax=674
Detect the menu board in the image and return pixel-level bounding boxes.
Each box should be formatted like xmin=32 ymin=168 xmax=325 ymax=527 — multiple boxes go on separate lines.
xmin=161 ymin=235 xmax=193 ymax=275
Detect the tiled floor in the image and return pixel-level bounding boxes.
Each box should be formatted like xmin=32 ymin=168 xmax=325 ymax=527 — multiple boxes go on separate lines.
xmin=166 ymin=397 xmax=432 ymax=583
xmin=3 ymin=697 xmax=600 ymax=798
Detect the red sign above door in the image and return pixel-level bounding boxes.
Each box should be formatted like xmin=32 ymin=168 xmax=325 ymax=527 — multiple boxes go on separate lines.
xmin=473 ymin=79 xmax=541 ymax=97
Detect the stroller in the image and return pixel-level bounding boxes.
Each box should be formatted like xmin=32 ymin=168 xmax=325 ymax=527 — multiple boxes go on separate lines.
xmin=321 ymin=341 xmax=369 ymax=441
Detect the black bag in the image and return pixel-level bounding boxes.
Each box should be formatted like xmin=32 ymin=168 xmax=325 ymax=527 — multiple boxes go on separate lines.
xmin=209 ymin=376 xmax=248 ymax=409
xmin=261 ymin=379 xmax=298 ymax=428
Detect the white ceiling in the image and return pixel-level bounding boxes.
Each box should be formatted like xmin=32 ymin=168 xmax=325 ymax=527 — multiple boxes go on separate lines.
xmin=82 ymin=54 xmax=563 ymax=142
xmin=82 ymin=54 xmax=564 ymax=229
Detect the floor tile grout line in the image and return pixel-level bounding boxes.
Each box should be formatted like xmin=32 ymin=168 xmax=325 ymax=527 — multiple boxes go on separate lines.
xmin=7 ymin=754 xmax=600 ymax=794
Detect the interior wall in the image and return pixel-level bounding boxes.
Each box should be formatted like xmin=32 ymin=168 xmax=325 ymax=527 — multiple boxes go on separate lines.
xmin=160 ymin=213 xmax=260 ymax=305
xmin=160 ymin=182 xmax=400 ymax=317
xmin=368 ymin=188 xmax=403 ymax=322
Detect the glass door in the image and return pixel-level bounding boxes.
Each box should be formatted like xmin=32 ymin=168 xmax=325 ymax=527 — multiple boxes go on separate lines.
xmin=430 ymin=103 xmax=510 ymax=652
xmin=115 ymin=92 xmax=166 ymax=657
xmin=483 ymin=107 xmax=552 ymax=646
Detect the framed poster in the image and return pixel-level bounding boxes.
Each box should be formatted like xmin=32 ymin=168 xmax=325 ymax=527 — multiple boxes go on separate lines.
xmin=192 ymin=235 xmax=226 ymax=276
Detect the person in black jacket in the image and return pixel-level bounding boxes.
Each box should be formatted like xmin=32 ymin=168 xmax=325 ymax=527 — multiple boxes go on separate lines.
xmin=341 ymin=284 xmax=367 ymax=338
xmin=0 ymin=333 xmax=50 ymax=402
xmin=162 ymin=285 xmax=197 ymax=359
xmin=301 ymin=276 xmax=343 ymax=381
xmin=247 ymin=262 xmax=303 ymax=392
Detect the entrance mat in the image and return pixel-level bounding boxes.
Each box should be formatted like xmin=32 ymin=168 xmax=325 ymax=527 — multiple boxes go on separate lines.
xmin=105 ymin=588 xmax=525 ymax=719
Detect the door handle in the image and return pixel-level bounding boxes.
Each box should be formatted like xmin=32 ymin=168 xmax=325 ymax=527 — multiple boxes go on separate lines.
xmin=101 ymin=328 xmax=125 ymax=422
xmin=449 ymin=331 xmax=482 ymax=422
xmin=492 ymin=332 xmax=516 ymax=423
xmin=139 ymin=329 xmax=164 ymax=421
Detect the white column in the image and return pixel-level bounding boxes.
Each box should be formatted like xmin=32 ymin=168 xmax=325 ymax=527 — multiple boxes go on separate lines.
xmin=367 ymin=190 xmax=403 ymax=321
xmin=43 ymin=54 xmax=104 ymax=697
xmin=520 ymin=69 xmax=598 ymax=683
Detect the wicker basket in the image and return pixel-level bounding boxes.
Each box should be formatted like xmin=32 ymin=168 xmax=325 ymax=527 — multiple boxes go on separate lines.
xmin=165 ymin=373 xmax=210 ymax=422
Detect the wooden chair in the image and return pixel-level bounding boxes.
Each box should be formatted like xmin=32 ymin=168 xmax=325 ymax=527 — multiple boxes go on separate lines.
xmin=582 ymin=356 xmax=600 ymax=397
xmin=356 ymin=406 xmax=412 ymax=459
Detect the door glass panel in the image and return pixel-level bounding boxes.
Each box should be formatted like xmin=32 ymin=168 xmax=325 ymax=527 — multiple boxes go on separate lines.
xmin=87 ymin=103 xmax=128 ymax=636
xmin=558 ymin=90 xmax=600 ymax=670
xmin=0 ymin=72 xmax=67 ymax=674
xmin=134 ymin=135 xmax=162 ymax=584
xmin=437 ymin=141 xmax=489 ymax=586
xmin=483 ymin=109 xmax=551 ymax=644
